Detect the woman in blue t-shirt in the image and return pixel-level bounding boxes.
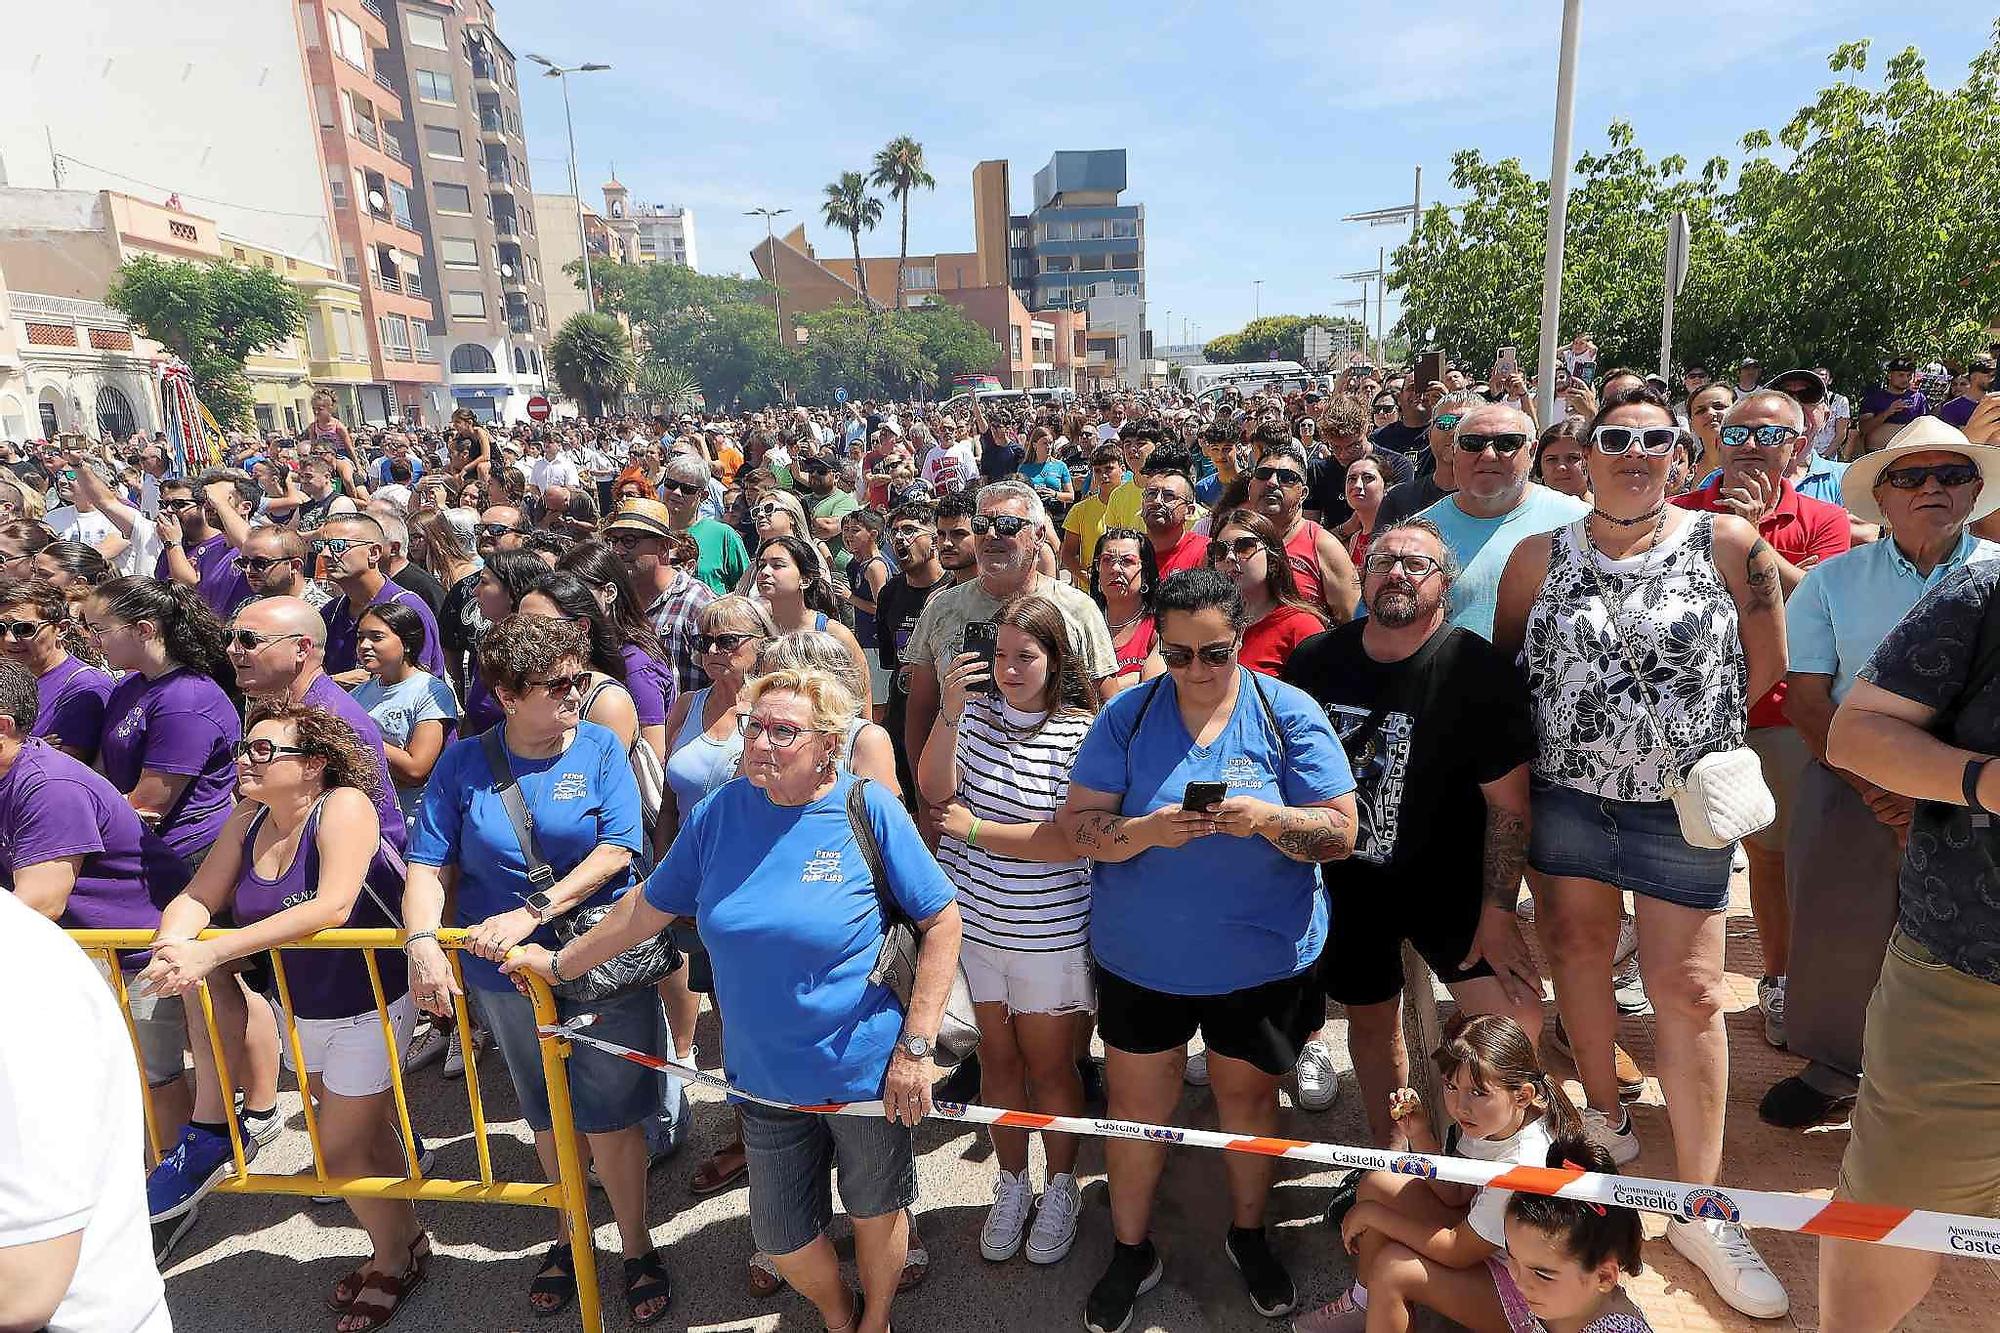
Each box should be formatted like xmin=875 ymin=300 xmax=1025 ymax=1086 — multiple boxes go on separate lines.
xmin=402 ymin=615 xmax=671 ymax=1324
xmin=508 ymin=665 xmax=962 ymax=1333
xmin=1057 ymin=567 xmax=1357 ymax=1331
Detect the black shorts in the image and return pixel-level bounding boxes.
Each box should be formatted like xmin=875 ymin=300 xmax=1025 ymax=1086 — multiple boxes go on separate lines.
xmin=1094 ymin=962 xmax=1323 ymax=1077
xmin=1320 ymin=880 xmax=1491 ymax=1008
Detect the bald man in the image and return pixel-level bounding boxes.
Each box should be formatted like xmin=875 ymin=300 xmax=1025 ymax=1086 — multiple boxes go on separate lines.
xmin=225 ymin=596 xmax=406 ymax=851
xmin=1417 ymin=402 xmax=1591 ymax=640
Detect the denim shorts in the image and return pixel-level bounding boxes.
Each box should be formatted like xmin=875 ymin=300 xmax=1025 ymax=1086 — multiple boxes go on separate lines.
xmin=471 ymin=983 xmax=666 ymax=1135
xmin=738 ymin=1101 xmax=917 ymax=1257
xmin=1527 ymin=777 xmax=1732 ymax=910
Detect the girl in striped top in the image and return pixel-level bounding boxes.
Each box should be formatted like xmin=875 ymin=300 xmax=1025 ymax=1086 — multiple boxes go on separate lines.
xmin=919 ymin=593 xmax=1098 ymax=1266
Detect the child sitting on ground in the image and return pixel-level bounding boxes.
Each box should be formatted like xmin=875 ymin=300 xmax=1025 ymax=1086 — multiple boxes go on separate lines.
xmin=1492 ymin=1137 xmax=1651 ymax=1331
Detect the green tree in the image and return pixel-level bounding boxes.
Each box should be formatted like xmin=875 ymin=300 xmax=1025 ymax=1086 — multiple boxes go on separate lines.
xmin=105 ymin=254 xmax=304 ymax=427
xmin=1201 ymin=314 xmax=1369 ymax=365
xmin=794 ymin=304 xmax=928 ymax=400
xmin=870 ymin=135 xmax=936 ymax=312
xmin=583 ymin=260 xmax=797 ymax=408
xmin=821 ymin=171 xmax=884 ymax=310
xmin=899 ymin=300 xmax=1005 ymax=390
xmin=634 ymin=363 xmax=704 ymax=415
xmin=548 ymin=312 xmax=634 ymax=417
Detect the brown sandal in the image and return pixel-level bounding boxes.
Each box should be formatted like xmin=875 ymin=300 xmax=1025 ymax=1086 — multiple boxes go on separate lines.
xmin=690 ymin=1140 xmax=747 ymax=1196
xmin=331 ymin=1233 xmax=431 ymax=1332
xmin=328 ymin=1233 xmax=430 ymax=1313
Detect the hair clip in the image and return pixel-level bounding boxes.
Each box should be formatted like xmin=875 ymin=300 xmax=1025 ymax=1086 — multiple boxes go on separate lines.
xmin=1560 ymin=1160 xmax=1609 ymax=1214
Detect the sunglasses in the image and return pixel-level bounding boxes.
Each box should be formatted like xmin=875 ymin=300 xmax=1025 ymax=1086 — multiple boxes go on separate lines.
xmin=751 ymin=503 xmax=783 ymax=520
xmin=1455 ymin=432 xmax=1529 ymax=455
xmin=1363 ymin=552 xmax=1444 ymax=578
xmin=1372 ymin=403 xmax=1396 ymax=414
xmin=160 ymin=498 xmax=202 ymax=513
xmin=237 ymin=555 xmax=296 ymax=576
xmin=1251 ymin=466 xmax=1304 ymax=487
xmin=528 ymin=670 xmax=592 ymax=697
xmin=309 ymin=537 xmax=368 ymax=558
xmin=476 ymin=523 xmax=521 ymax=538
xmin=225 ymin=629 xmax=304 ymax=652
xmin=1207 ymin=535 xmax=1264 ymax=563
xmin=1719 ymin=424 xmax=1803 ymax=450
xmin=1160 ymin=642 xmax=1238 ymax=669
xmin=736 ymin=715 xmax=817 ymax=748
xmin=697 ymin=631 xmax=763 ymax=654
xmin=970 ymin=514 xmax=1032 ymax=537
xmin=0 ymin=618 xmax=49 ymax=641
xmin=232 ymin=738 xmax=310 ymax=764
xmin=1434 ymin=413 xmax=1463 ymax=433
xmin=1592 ymin=425 xmax=1684 ymax=457
xmin=661 ymin=479 xmax=704 ymax=496
xmin=1879 ymin=462 xmax=1982 ymax=490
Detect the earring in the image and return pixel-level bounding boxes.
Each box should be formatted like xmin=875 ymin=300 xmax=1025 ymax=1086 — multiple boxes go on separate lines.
xmin=505 ymin=705 xmax=516 ymax=716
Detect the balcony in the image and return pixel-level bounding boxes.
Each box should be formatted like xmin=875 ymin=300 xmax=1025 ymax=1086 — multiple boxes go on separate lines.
xmin=381 ymin=133 xmax=406 ymax=166
xmin=508 ymin=314 xmax=533 ymax=334
xmin=478 ymin=109 xmax=505 ymax=141
xmin=374 ymin=272 xmax=405 ymax=295
xmin=472 ymin=59 xmax=500 ymax=89
xmin=415 ymin=346 xmax=439 ymax=364
xmin=353 ymin=120 xmax=379 ymax=150
xmin=493 ymin=216 xmax=520 ymax=239
xmin=360 ymin=0 xmax=382 ymax=18
xmin=372 ymin=68 xmax=395 ymax=95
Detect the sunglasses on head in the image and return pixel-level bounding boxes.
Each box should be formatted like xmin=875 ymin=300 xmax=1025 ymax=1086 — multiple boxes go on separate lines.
xmin=1719 ymin=424 xmax=1803 ymax=450
xmin=1160 ymin=641 xmax=1237 ymax=669
xmin=1433 ymin=412 xmax=1463 ymax=433
xmin=971 ymin=513 xmax=1032 ymax=537
xmin=1251 ymin=465 xmax=1304 ymax=487
xmin=0 ymin=618 xmax=48 ymax=641
xmin=697 ymin=631 xmax=763 ymax=654
xmin=1879 ymin=462 xmax=1981 ymax=490
xmin=1455 ymin=432 xmax=1529 ymax=455
xmin=225 ymin=628 xmax=304 ymax=652
xmin=232 ymin=737 xmax=311 ymax=764
xmin=1591 ymin=425 xmax=1684 ymax=457
xmin=1207 ymin=535 xmax=1264 ymax=562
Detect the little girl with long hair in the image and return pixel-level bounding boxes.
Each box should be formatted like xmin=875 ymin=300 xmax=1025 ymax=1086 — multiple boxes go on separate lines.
xmin=1494 ymin=1136 xmax=1652 ymax=1331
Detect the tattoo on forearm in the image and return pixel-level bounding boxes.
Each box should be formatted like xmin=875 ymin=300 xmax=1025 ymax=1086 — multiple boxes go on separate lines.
xmin=1266 ymin=806 xmax=1354 ymax=862
xmin=1745 ymin=538 xmax=1781 ymax=610
xmin=1482 ymin=807 xmax=1529 ymax=908
xmin=1070 ymin=813 xmax=1131 ymax=856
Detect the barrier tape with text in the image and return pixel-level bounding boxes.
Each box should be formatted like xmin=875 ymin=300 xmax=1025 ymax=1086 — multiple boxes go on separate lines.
xmin=542 ymin=1014 xmax=2000 ymax=1262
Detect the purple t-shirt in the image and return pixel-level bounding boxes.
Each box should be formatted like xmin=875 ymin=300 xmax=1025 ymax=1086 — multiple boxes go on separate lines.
xmin=0 ymin=739 xmax=189 ymax=930
xmin=1859 ymin=385 xmax=1929 ymax=426
xmin=157 ymin=532 xmax=254 ymax=621
xmin=35 ymin=655 xmax=114 ymax=759
xmin=617 ymin=644 xmax=676 ymax=728
xmin=299 ymin=672 xmax=408 ymax=851
xmin=322 ymin=577 xmax=449 ymax=680
xmin=98 ymin=668 xmax=240 ymax=862
xmin=462 ymin=674 xmax=503 ymax=738
xmin=1935 ymin=395 xmax=1980 ymax=429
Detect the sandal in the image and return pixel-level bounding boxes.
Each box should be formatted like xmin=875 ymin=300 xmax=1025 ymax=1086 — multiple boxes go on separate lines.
xmin=527 ymin=1243 xmax=578 ymax=1319
xmin=897 ymin=1227 xmax=929 ymax=1292
xmin=328 ymin=1233 xmax=430 ymax=1313
xmin=747 ymin=1251 xmax=785 ymax=1299
xmin=332 ymin=1235 xmax=432 ymax=1332
xmin=689 ymin=1140 xmax=747 ymax=1196
xmin=623 ymin=1248 xmax=673 ymax=1326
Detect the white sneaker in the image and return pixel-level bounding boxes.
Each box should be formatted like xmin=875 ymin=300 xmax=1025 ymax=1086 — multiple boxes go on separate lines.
xmin=1612 ymin=913 xmax=1639 ymax=967
xmin=1184 ymin=1046 xmax=1210 ymax=1087
xmin=1581 ymin=1106 xmax=1641 ymax=1166
xmin=1025 ymin=1172 xmax=1082 ymax=1264
xmin=1612 ymin=956 xmax=1651 ymax=1015
xmin=1668 ymin=1217 xmax=1790 ymax=1319
xmin=1293 ymin=1039 xmax=1339 ymax=1111
xmin=980 ymin=1169 xmax=1036 ymax=1261
xmin=1758 ymin=976 xmax=1787 ymax=1049
xmin=404 ymin=1023 xmax=450 ymax=1073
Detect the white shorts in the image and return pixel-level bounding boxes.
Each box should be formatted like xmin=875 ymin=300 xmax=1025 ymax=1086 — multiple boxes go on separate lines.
xmin=960 ymin=939 xmax=1095 ymax=1016
xmin=281 ymin=993 xmax=418 ymax=1098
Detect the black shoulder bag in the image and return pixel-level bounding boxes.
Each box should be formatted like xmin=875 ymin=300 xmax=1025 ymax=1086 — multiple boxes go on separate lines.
xmin=480 ymin=728 xmax=681 ymax=1004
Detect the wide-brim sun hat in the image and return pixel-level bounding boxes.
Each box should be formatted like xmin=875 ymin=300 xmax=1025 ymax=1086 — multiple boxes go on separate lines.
xmin=1841 ymin=417 xmax=2000 ymax=525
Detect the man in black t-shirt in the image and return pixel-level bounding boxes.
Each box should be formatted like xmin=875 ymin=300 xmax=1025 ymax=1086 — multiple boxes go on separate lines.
xmin=874 ymin=499 xmax=954 ymax=802
xmin=1306 ymin=394 xmax=1415 ymax=527
xmin=1282 ymin=516 xmax=1541 ymax=1148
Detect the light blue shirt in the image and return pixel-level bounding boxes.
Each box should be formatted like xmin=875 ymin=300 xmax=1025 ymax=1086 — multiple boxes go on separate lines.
xmin=1787 ymin=531 xmax=2000 ymax=703
xmin=351 ymin=671 xmax=460 ymax=821
xmin=1419 ymin=486 xmax=1591 ymax=641
xmin=1698 ymin=452 xmax=1850 ymax=507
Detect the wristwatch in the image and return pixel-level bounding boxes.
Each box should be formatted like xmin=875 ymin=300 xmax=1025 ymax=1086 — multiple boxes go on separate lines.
xmin=522 ymin=889 xmax=555 ymax=921
xmin=898 ymin=1033 xmax=935 ymax=1061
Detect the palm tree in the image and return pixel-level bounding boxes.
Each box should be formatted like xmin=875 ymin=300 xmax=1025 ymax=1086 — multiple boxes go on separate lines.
xmin=548 ymin=312 xmax=634 ymax=418
xmin=869 ymin=136 xmax=936 ymax=313
xmin=820 ymin=171 xmax=884 ymax=310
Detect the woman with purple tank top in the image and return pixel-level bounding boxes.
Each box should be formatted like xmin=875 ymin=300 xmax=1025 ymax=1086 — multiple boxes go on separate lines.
xmin=0 ymin=576 xmax=113 ymax=762
xmin=137 ymin=703 xmax=427 ymax=1332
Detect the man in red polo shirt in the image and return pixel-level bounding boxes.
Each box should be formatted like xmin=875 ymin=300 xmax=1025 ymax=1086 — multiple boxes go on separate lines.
xmin=1673 ymin=388 xmax=1849 ymax=1049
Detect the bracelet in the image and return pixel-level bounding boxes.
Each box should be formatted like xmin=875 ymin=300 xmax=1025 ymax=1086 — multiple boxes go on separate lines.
xmin=550 ymin=947 xmax=568 ymax=983
xmin=402 ymin=930 xmax=438 ymax=951
xmin=1965 ymin=757 xmax=1993 ymax=825
xmin=967 ymin=817 xmax=983 ymax=847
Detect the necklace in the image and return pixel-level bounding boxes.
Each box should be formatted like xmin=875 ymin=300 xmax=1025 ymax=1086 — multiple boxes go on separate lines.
xmin=1589 ymin=501 xmax=1665 ymax=528
xmin=1106 ymin=607 xmax=1146 ymax=634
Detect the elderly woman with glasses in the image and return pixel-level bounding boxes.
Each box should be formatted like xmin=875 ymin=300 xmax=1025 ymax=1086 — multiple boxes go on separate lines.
xmin=507 ymin=665 xmax=961 ymax=1333
xmin=1057 ymin=567 xmax=1356 ymax=1330
xmin=402 ymin=614 xmax=671 ymax=1324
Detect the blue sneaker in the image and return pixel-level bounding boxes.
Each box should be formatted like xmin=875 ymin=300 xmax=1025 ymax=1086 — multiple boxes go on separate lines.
xmin=147 ymin=1124 xmax=239 ymax=1223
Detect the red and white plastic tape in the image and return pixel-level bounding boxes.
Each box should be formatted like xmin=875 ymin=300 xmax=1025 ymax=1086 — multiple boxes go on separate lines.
xmin=542 ymin=1016 xmax=2000 ymax=1260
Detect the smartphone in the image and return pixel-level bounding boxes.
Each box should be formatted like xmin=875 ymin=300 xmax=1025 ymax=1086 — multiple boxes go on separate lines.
xmin=961 ymin=621 xmax=999 ymax=693
xmin=1496 ymin=346 xmax=1519 ymax=379
xmin=1416 ymin=351 xmax=1446 ymax=387
xmin=1182 ymin=781 xmax=1226 ymax=812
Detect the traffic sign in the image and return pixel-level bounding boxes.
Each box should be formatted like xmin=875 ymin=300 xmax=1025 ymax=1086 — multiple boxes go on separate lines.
xmin=525 ymin=395 xmax=552 ymax=422
xmin=835 ymin=388 xmax=848 ymax=403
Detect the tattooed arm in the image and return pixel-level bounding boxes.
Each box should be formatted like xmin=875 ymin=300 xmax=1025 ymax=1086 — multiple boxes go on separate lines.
xmin=1210 ymin=793 xmax=1358 ymax=863
xmin=1056 ymin=783 xmax=1213 ymax=862
xmin=1462 ymin=763 xmax=1542 ymax=1002
xmin=1716 ymin=517 xmax=1788 ymax=701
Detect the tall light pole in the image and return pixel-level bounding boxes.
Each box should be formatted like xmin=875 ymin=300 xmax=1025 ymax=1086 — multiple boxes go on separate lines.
xmin=1535 ymin=0 xmax=1584 ymax=428
xmin=1253 ymin=279 xmax=1262 ymax=321
xmin=747 ymin=207 xmax=791 ymax=345
xmin=525 ymin=54 xmax=610 ymax=315
xmin=1339 ymin=260 xmax=1386 ymax=367
xmin=1342 ymin=166 xmax=1425 ymax=367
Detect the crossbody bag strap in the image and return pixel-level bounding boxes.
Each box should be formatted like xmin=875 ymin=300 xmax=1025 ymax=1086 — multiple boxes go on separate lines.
xmin=844 ymin=776 xmax=897 ymax=921
xmin=1122 ymin=675 xmax=1168 ymax=787
xmin=1246 ymin=668 xmax=1288 ymax=772
xmin=480 ymin=727 xmax=557 ymax=892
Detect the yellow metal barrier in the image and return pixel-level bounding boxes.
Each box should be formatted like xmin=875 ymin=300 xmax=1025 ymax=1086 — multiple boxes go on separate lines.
xmin=71 ymin=927 xmax=604 ymax=1333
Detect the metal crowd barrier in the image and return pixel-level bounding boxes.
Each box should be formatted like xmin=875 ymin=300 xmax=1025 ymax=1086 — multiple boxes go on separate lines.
xmin=69 ymin=926 xmax=605 ymax=1333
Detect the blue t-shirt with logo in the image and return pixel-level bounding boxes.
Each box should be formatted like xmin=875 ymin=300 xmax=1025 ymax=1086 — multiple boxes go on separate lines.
xmin=644 ymin=772 xmax=955 ymax=1105
xmin=407 ymin=721 xmax=641 ymax=991
xmin=1070 ymin=670 xmax=1355 ymax=996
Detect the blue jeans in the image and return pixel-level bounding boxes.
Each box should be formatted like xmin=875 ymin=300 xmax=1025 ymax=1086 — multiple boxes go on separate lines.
xmin=645 ymin=1001 xmax=691 ymax=1157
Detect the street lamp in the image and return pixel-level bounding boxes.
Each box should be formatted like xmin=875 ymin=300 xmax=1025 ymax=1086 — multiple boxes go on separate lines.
xmin=525 ymin=53 xmax=611 ymax=314
xmin=1340 ymin=165 xmax=1423 ymax=242
xmin=1340 ymin=256 xmax=1388 ymax=367
xmin=1253 ymin=280 xmax=1262 ymax=320
xmin=746 ymin=206 xmax=792 ymax=345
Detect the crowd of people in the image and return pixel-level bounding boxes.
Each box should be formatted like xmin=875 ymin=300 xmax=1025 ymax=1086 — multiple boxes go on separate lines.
xmin=5 ymin=354 xmax=2000 ymax=1333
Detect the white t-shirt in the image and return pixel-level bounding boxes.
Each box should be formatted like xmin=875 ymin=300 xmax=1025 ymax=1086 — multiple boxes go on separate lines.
xmin=0 ymin=891 xmax=171 ymax=1332
xmin=529 ymin=455 xmax=581 ymax=491
xmin=44 ymin=504 xmax=121 ymax=549
xmin=921 ymin=440 xmax=978 ymax=493
xmin=1095 ymin=421 xmax=1122 ymax=443
xmin=1452 ymin=1114 xmax=1557 ymax=1246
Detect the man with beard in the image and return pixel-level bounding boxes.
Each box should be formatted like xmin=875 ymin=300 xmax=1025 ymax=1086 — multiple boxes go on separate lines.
xmin=1243 ymin=440 xmax=1361 ymax=622
xmin=1137 ymin=446 xmax=1208 ymax=575
xmin=235 ymin=524 xmax=330 ymax=610
xmin=155 ymin=471 xmax=256 ymax=619
xmin=1305 ymin=395 xmax=1413 ymax=528
xmin=873 ymin=499 xmax=954 ymax=802
xmin=1282 ymin=519 xmax=1542 ymax=1145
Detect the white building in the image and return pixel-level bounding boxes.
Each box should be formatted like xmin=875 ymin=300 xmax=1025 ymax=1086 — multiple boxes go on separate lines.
xmin=601 ymin=178 xmax=697 ymax=270
xmin=5 ymin=289 xmax=160 ymax=442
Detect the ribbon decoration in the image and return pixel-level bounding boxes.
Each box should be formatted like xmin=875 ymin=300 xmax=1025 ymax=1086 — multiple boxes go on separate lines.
xmin=539 ymin=1015 xmax=2000 ymax=1261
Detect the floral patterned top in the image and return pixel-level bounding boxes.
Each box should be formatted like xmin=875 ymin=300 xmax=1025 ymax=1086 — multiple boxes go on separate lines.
xmin=1524 ymin=513 xmax=1745 ymax=802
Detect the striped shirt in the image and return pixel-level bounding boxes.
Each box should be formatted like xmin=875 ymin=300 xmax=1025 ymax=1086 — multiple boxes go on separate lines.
xmin=936 ymin=698 xmax=1094 ymax=953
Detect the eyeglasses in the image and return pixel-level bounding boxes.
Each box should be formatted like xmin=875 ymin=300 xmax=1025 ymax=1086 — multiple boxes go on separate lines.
xmin=1433 ymin=413 xmax=1463 ymax=433
xmin=971 ymin=514 xmax=1032 ymax=537
xmin=736 ymin=715 xmax=818 ymax=748
xmin=528 ymin=670 xmax=592 ymax=697
xmin=0 ymin=551 xmax=30 ymax=568
xmin=1719 ymin=424 xmax=1803 ymax=450
xmin=1372 ymin=403 xmax=1397 ymax=415
xmin=160 ymin=498 xmax=201 ymax=513
xmin=1879 ymin=462 xmax=1982 ymax=490
xmin=888 ymin=525 xmax=928 ymax=543
xmin=1455 ymin=432 xmax=1530 ymax=455
xmin=232 ymin=738 xmax=310 ymax=765
xmin=1363 ymin=552 xmax=1445 ymax=579
xmin=237 ymin=555 xmax=296 ymax=575
xmin=1207 ymin=535 xmax=1264 ymax=563
xmin=225 ymin=629 xmax=304 ymax=652
xmin=309 ymin=537 xmax=368 ymax=559
xmin=661 ymin=479 xmax=704 ymax=496
xmin=476 ymin=523 xmax=521 ymax=539
xmin=1251 ymin=466 xmax=1304 ymax=487
xmin=697 ymin=631 xmax=763 ymax=654
xmin=1160 ymin=642 xmax=1238 ymax=669
xmin=1591 ymin=425 xmax=1684 ymax=457
xmin=0 ymin=618 xmax=49 ymax=641
xmin=1139 ymin=487 xmax=1187 ymax=507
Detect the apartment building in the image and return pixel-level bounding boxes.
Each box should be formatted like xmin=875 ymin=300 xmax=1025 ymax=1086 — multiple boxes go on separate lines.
xmin=603 ymin=178 xmax=698 ymax=270
xmin=381 ymin=0 xmax=550 ymax=423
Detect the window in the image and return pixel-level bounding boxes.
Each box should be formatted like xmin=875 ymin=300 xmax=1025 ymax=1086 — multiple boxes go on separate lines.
xmin=1110 ymin=218 xmax=1139 ymax=239
xmin=330 ymin=12 xmax=367 ymax=68
xmin=411 ymin=323 xmax=434 ymax=361
xmin=1079 ymin=254 xmax=1108 ymax=272
xmin=415 ymin=69 xmax=454 ymax=103
xmin=450 ymin=343 xmax=496 ymax=374
xmin=388 ymin=181 xmax=415 ymax=228
xmin=379 ymin=314 xmax=411 ymax=356
xmin=1111 ymin=252 xmax=1140 ymax=272
xmin=300 ymin=4 xmax=320 ymax=47
xmin=423 ymin=125 xmax=462 ymax=158
xmin=513 ymin=346 xmax=527 ymax=374
xmin=1077 ymin=219 xmax=1107 ymax=241
xmin=332 ymin=309 xmax=355 ymax=358
xmin=1010 ymin=328 xmax=1023 ymax=360
xmin=448 ymin=290 xmax=487 ymax=319
xmin=95 ymin=386 xmax=138 ymax=439
xmin=305 ymin=314 xmax=328 ymax=360
xmin=406 ymin=11 xmax=448 ymax=50
xmin=433 ymin=182 xmax=472 ymax=214
xmin=437 ymin=236 xmax=479 ymax=268
xmin=313 ymin=85 xmax=336 ymax=130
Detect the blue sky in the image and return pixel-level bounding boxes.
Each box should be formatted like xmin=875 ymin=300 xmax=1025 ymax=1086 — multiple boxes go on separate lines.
xmin=504 ymin=0 xmax=1996 ymax=351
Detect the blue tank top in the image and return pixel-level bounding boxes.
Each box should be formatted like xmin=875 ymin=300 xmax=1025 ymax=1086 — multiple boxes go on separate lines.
xmin=233 ymin=798 xmax=409 ymax=1019
xmin=665 ymin=687 xmax=744 ymax=816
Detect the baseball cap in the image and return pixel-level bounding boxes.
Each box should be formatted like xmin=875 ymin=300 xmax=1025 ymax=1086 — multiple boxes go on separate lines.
xmin=603 ymin=498 xmax=675 ymax=538
xmin=1769 ymin=368 xmax=1827 ymax=406
xmin=1886 ymin=356 xmax=1917 ymax=372
xmin=1738 ymin=354 xmax=1762 ymax=368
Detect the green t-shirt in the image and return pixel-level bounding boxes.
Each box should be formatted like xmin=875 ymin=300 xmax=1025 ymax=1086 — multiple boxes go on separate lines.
xmin=689 ymin=517 xmax=748 ymax=596
xmin=812 ymin=488 xmax=861 ymax=570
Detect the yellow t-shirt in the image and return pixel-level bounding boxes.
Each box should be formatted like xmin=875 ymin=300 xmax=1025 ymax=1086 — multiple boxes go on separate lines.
xmin=1063 ymin=493 xmax=1114 ymax=569
xmin=1104 ymin=478 xmax=1143 ymax=530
